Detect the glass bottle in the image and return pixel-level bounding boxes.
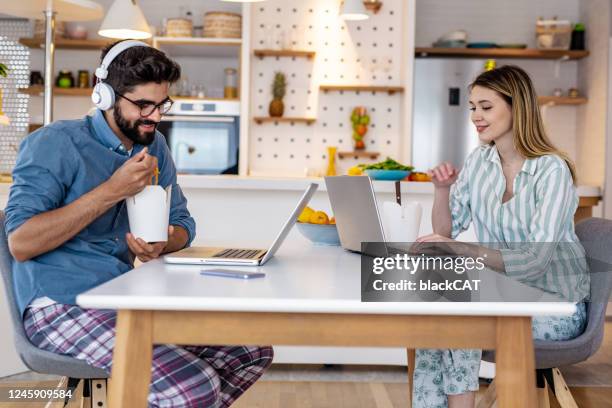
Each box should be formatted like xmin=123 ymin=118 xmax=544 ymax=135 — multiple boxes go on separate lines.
xmin=326 ymin=146 xmax=338 ymax=176
xmin=224 ymin=68 xmax=238 ymax=99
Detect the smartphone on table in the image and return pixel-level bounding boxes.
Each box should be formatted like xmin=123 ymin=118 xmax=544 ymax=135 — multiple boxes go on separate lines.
xmin=200 ymin=269 xmax=266 ymax=279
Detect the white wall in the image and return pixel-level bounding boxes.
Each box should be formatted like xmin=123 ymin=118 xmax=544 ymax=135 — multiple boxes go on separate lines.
xmin=576 ymin=0 xmax=610 ymax=189
xmin=415 ymin=0 xmax=580 ymax=47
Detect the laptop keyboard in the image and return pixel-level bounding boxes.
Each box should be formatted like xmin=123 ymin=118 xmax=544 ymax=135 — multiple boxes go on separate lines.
xmin=212 ymin=248 xmax=262 ymax=259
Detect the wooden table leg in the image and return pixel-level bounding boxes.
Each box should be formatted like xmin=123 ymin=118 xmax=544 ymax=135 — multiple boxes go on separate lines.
xmin=407 ymin=348 xmax=416 ymax=408
xmin=108 ymin=310 xmax=153 ymax=408
xmin=495 ymin=316 xmax=537 ymax=408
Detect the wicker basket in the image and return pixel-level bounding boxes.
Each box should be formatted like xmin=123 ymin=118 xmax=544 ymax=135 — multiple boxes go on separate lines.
xmin=203 ymin=12 xmax=241 ymax=39
xmin=166 ymin=18 xmax=193 ymax=37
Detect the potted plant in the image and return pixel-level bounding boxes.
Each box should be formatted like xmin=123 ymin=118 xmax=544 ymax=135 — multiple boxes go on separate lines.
xmin=269 ymin=72 xmax=286 ymax=117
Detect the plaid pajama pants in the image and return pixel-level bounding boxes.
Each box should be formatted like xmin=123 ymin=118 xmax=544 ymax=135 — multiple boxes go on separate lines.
xmin=23 ymin=304 xmax=274 ymax=408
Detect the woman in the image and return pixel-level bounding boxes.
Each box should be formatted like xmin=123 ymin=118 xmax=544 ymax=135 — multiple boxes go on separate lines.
xmin=413 ymin=65 xmax=590 ymax=408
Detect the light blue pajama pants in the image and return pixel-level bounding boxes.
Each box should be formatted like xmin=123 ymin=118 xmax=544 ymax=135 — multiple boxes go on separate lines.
xmin=412 ymin=302 xmax=587 ymax=408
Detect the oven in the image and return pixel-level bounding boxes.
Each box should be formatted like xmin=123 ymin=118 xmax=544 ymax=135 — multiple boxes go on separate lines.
xmin=158 ymin=99 xmax=240 ymax=175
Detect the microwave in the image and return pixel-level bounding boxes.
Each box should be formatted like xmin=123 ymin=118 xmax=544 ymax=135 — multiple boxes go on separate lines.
xmin=158 ymin=99 xmax=240 ymax=174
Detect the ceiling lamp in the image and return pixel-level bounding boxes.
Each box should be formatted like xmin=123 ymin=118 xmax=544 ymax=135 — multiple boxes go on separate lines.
xmin=220 ymin=0 xmax=268 ymax=3
xmin=98 ymin=0 xmax=152 ymax=40
xmin=340 ymin=0 xmax=369 ymax=21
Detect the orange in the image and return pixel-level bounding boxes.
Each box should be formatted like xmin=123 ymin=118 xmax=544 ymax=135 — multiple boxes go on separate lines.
xmin=309 ymin=211 xmax=330 ymax=225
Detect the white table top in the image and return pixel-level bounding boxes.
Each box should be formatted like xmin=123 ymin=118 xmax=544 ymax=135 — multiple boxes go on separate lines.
xmin=77 ymin=242 xmax=576 ymax=317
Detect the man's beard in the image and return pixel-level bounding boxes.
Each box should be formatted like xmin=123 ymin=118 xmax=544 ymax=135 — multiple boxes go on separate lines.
xmin=113 ymin=104 xmax=158 ymax=146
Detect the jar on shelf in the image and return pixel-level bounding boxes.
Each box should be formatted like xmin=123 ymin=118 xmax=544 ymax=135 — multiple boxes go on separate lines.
xmin=30 ymin=71 xmax=44 ymax=86
xmin=56 ymin=70 xmax=74 ymax=88
xmin=77 ymin=70 xmax=90 ymax=88
xmin=224 ymin=68 xmax=238 ymax=99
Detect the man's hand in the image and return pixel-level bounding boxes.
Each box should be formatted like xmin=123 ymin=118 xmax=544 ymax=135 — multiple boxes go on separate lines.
xmin=104 ymin=147 xmax=158 ymax=202
xmin=127 ymin=225 xmax=175 ymax=263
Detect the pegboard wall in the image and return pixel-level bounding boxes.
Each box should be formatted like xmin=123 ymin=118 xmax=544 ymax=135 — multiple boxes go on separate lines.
xmin=0 ymin=19 xmax=30 ymax=174
xmin=249 ymin=0 xmax=407 ymax=177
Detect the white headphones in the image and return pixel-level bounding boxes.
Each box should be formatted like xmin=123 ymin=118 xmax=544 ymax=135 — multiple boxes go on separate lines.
xmin=91 ymin=40 xmax=151 ymax=111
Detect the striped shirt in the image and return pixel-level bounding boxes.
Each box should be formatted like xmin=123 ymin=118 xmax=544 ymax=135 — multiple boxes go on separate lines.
xmin=450 ymin=144 xmax=589 ymax=301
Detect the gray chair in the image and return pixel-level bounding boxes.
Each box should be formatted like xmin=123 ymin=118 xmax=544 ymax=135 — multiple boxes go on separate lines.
xmin=478 ymin=217 xmax=612 ymax=408
xmin=0 ymin=210 xmax=108 ymax=407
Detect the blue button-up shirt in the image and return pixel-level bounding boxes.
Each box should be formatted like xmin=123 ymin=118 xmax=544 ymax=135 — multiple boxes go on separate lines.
xmin=5 ymin=110 xmax=196 ymax=316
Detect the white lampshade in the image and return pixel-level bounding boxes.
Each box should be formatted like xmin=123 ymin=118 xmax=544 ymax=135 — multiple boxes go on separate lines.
xmin=340 ymin=0 xmax=369 ymax=21
xmin=98 ymin=0 xmax=152 ymax=40
xmin=220 ymin=0 xmax=268 ymax=2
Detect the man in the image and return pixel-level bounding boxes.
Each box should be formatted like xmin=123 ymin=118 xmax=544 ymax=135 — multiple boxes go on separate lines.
xmin=5 ymin=40 xmax=272 ymax=407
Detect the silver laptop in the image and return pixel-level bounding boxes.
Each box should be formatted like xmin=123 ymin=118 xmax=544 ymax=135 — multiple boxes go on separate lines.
xmin=164 ymin=183 xmax=318 ymax=266
xmin=324 ymin=176 xmax=388 ymax=256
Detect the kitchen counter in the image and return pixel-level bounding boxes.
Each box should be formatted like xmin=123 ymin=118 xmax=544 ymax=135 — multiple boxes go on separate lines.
xmin=176 ymin=174 xmax=435 ymax=194
xmin=176 ymin=175 xmax=602 ymax=196
xmin=1 ymin=175 xmax=602 ymax=197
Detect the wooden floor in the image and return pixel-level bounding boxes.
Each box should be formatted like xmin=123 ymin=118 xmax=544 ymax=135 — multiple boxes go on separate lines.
xmin=231 ymin=383 xmax=612 ymax=408
xmin=1 ymin=381 xmax=611 ymax=408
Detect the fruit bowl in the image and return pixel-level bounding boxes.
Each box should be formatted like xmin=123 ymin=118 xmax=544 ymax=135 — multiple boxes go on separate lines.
xmin=365 ymin=169 xmax=411 ymax=181
xmin=296 ymin=222 xmax=341 ymax=246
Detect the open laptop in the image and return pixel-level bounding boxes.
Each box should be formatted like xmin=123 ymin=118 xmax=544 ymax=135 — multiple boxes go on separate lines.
xmin=164 ymin=183 xmax=318 ymax=266
xmin=324 ymin=176 xmax=388 ymax=256
xmin=325 ymin=176 xmax=449 ymax=258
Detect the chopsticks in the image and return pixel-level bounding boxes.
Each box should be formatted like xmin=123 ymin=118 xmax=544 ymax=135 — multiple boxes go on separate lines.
xmin=153 ymin=167 xmax=159 ymax=185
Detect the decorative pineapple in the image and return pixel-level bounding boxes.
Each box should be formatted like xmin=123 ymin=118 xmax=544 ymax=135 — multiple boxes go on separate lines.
xmin=269 ymin=72 xmax=286 ymax=117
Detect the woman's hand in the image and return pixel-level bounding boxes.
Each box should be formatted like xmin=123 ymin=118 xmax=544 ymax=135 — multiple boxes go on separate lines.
xmin=429 ymin=162 xmax=459 ymax=189
xmin=411 ymin=233 xmax=458 ymax=257
xmin=415 ymin=233 xmax=455 ymax=243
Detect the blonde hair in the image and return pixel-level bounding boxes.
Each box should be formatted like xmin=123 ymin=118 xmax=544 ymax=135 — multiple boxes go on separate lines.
xmin=470 ymin=65 xmax=577 ymax=183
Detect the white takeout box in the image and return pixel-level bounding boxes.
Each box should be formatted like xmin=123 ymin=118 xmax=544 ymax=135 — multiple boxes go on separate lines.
xmin=381 ymin=201 xmax=422 ymax=242
xmin=126 ymin=185 xmax=172 ymax=243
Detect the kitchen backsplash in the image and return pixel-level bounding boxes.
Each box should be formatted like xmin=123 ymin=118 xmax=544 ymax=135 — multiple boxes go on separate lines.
xmin=248 ymin=0 xmax=407 ymax=177
xmin=0 ymin=19 xmax=30 ymax=174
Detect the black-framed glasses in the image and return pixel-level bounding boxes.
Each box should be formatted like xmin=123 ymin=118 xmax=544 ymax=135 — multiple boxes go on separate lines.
xmin=116 ymin=93 xmax=174 ymax=117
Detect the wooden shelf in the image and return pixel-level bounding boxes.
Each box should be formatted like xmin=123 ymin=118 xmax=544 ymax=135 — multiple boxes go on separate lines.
xmin=538 ymin=96 xmax=588 ymax=106
xmin=152 ymin=36 xmax=241 ymax=58
xmin=20 ymin=37 xmax=113 ymax=50
xmin=153 ymin=36 xmax=242 ymax=46
xmin=254 ymin=49 xmax=316 ymax=59
xmin=253 ymin=117 xmax=316 ymax=125
xmin=19 ymin=86 xmax=92 ymax=96
xmin=320 ymin=85 xmax=404 ymax=95
xmin=338 ymin=151 xmax=380 ymax=160
xmin=415 ymin=47 xmax=589 ymax=60
xmin=171 ymin=95 xmax=239 ymax=102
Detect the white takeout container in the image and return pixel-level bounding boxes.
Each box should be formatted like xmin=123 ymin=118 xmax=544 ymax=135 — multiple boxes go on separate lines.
xmin=381 ymin=201 xmax=422 ymax=242
xmin=126 ymin=185 xmax=172 ymax=243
